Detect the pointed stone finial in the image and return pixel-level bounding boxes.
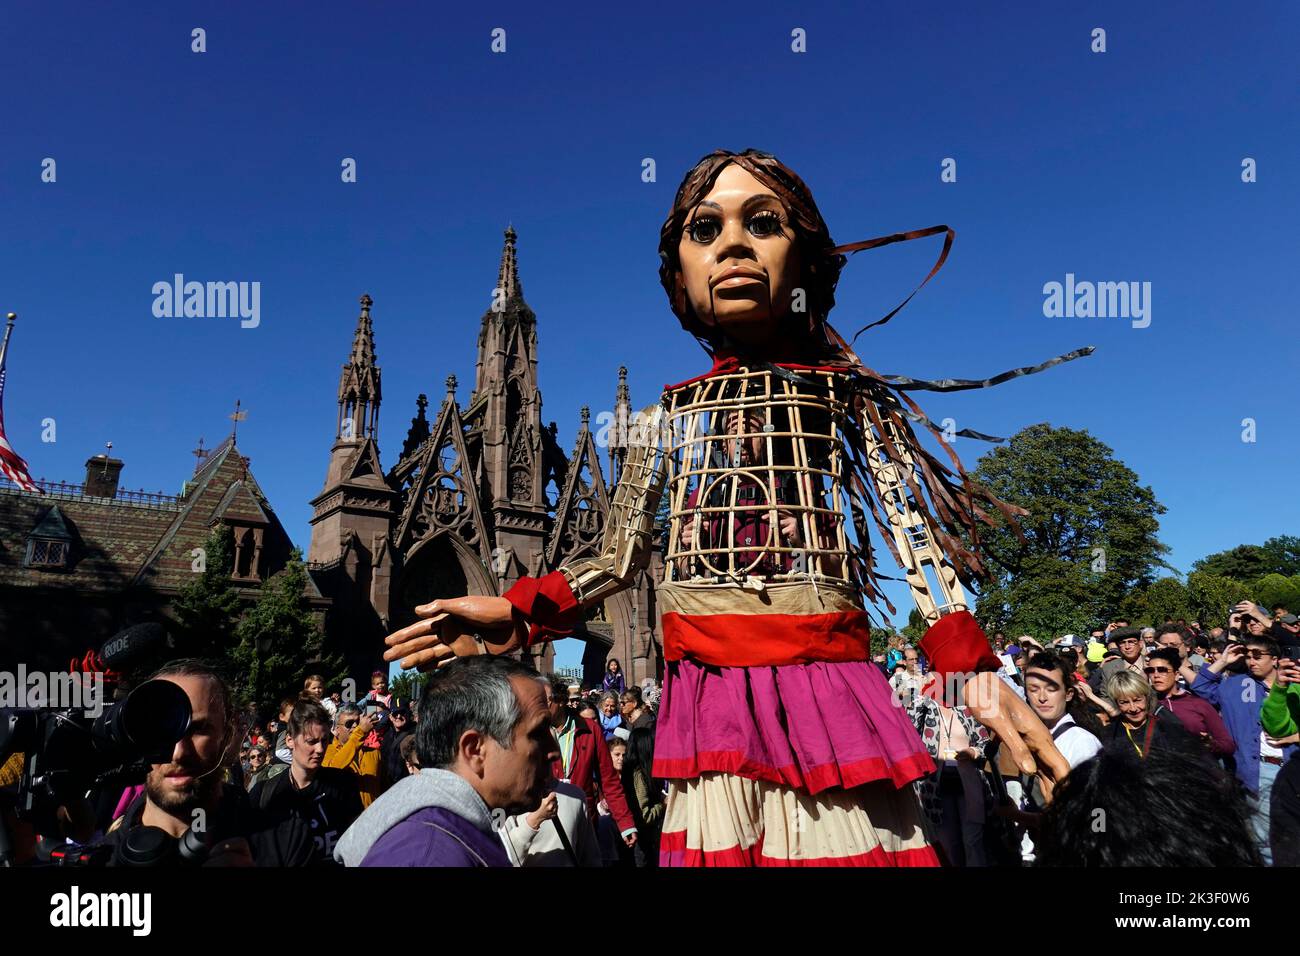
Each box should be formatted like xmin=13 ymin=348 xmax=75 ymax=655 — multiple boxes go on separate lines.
xmin=580 ymin=405 xmax=590 ymax=426
xmin=416 ymin=393 xmax=429 ymax=417
xmin=359 ymin=293 xmax=373 ymax=314
xmin=445 ymin=374 xmax=458 ymax=398
xmin=496 ymin=225 xmax=521 ymax=301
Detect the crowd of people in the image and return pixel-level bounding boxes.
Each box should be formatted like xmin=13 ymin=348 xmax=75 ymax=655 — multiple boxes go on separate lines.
xmin=3 ymin=601 xmax=1297 ymax=869
xmin=882 ymin=600 xmax=1300 ymax=866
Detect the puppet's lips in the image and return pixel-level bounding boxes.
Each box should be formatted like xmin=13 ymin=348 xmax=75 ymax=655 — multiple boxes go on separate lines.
xmin=712 ymin=270 xmax=766 ymax=288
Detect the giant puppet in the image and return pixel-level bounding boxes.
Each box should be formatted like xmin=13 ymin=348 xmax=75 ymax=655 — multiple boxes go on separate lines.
xmin=384 ymin=149 xmax=1086 ymax=866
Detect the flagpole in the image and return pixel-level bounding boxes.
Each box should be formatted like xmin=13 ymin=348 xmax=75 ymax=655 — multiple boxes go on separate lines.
xmin=0 ymin=313 xmax=15 ymax=369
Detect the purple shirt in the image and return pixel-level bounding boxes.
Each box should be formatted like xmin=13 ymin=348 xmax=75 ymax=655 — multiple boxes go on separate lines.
xmin=360 ymin=806 xmax=510 ymax=867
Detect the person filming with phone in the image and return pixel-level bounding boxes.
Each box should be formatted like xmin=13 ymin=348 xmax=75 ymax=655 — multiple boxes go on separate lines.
xmin=1190 ymin=601 xmax=1297 ymax=864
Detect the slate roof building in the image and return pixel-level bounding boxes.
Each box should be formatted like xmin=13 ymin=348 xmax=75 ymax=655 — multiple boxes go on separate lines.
xmin=0 ymin=438 xmax=321 ymax=672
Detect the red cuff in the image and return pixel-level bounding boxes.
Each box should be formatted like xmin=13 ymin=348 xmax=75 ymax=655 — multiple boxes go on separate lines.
xmin=917 ymin=611 xmax=1001 ymax=676
xmin=503 ymin=572 xmax=582 ymax=649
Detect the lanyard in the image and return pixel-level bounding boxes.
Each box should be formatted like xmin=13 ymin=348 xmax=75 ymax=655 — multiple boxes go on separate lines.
xmin=1124 ymin=718 xmax=1158 ymax=758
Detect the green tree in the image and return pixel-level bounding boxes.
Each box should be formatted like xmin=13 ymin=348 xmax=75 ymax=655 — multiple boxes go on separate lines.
xmin=1255 ymin=573 xmax=1300 ymax=613
xmin=1186 ymin=571 xmax=1251 ymax=627
xmin=1120 ymin=576 xmax=1190 ymax=626
xmin=171 ymin=526 xmax=242 ymax=660
xmin=969 ymin=424 xmax=1168 ymax=637
xmin=1260 ymin=536 xmax=1300 ymax=576
xmin=231 ymin=549 xmax=344 ymax=713
xmin=1191 ymin=544 xmax=1271 ymax=581
xmin=389 ymin=670 xmax=427 ymax=705
xmin=900 ymin=607 xmax=929 ymax=644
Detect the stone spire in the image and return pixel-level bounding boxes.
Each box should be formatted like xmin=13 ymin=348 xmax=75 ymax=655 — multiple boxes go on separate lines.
xmin=337 ymin=294 xmax=382 ymax=441
xmin=610 ymin=365 xmax=631 ymax=485
xmin=496 ymin=225 xmax=522 ymax=303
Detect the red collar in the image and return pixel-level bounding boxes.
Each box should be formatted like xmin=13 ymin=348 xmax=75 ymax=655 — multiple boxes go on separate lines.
xmin=664 ymin=350 xmax=853 ymax=392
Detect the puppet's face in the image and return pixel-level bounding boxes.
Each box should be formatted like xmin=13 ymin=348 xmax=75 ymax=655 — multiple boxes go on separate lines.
xmin=678 ymin=164 xmax=802 ymax=348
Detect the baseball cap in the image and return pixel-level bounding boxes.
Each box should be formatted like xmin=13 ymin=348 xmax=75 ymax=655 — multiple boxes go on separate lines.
xmin=1058 ymin=635 xmax=1084 ymax=647
xmin=1005 ymin=644 xmax=1022 ymax=656
xmin=1281 ymin=614 xmax=1299 ymax=625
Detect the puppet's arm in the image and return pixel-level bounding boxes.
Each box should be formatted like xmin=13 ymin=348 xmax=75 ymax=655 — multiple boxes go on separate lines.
xmin=859 ymin=403 xmax=1071 ymax=792
xmin=860 ymin=411 xmax=968 ymax=625
xmin=555 ymin=405 xmax=668 ymax=610
xmin=382 ymin=406 xmax=666 ymax=668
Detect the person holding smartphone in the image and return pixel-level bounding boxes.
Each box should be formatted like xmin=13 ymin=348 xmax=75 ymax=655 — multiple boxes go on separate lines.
xmin=1262 ymin=652 xmax=1300 ymax=865
xmin=1191 ymin=622 xmax=1296 ymax=864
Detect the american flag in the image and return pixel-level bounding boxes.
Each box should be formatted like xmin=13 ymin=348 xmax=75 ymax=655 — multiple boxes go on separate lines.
xmin=0 ymin=316 xmax=38 ymax=492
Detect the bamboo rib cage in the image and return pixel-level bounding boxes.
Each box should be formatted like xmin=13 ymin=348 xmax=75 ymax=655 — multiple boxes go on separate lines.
xmin=662 ymin=367 xmax=853 ymax=586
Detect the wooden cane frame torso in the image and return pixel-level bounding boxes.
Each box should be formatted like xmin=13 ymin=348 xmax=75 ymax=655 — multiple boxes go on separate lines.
xmin=558 ymin=364 xmax=969 ymax=629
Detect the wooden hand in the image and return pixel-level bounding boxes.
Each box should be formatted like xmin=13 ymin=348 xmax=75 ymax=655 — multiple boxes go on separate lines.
xmin=383 ymin=595 xmax=526 ymax=672
xmin=962 ymin=672 xmax=1072 ymax=803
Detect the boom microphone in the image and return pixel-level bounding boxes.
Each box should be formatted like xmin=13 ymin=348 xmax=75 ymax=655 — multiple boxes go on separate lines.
xmin=98 ymin=623 xmax=173 ymax=671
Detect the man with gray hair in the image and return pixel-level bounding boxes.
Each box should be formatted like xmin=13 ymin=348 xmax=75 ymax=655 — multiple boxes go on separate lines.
xmin=334 ymin=655 xmax=559 ymax=866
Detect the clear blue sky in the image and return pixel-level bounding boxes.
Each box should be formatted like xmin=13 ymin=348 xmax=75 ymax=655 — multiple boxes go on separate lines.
xmin=3 ymin=3 xmax=1296 ymax=669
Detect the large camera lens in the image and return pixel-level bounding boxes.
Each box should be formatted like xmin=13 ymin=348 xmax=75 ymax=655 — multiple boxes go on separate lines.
xmin=96 ymin=679 xmax=192 ymax=758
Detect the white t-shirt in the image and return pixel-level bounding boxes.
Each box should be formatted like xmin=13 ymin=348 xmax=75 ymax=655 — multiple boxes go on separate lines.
xmin=1261 ymin=730 xmax=1284 ymax=760
xmin=1048 ymin=713 xmax=1103 ymax=769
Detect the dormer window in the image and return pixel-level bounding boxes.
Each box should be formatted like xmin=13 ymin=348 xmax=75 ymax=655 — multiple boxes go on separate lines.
xmin=26 ymin=538 xmax=69 ymax=569
xmin=24 ymin=504 xmax=76 ymax=571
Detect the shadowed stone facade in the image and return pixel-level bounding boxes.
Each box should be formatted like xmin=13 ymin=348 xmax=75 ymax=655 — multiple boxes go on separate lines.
xmin=308 ymin=228 xmax=664 ymax=687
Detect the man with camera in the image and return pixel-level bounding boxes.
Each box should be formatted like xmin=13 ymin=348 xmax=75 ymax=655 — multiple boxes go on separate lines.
xmin=324 ymin=703 xmax=383 ymax=806
xmin=99 ymin=660 xmax=314 ymax=866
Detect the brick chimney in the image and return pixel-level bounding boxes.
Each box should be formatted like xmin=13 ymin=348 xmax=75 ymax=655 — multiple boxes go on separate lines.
xmin=84 ymin=455 xmax=124 ymax=498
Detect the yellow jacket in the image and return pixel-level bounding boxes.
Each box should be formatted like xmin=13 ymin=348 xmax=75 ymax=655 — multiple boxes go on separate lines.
xmin=324 ymin=725 xmax=383 ymax=807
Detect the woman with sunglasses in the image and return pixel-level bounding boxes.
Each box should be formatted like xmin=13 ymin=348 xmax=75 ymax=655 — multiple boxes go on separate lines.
xmin=1144 ymin=648 xmax=1235 ymax=758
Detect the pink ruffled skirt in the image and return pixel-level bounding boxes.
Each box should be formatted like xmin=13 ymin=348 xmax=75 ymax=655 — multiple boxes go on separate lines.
xmin=651 ymin=658 xmax=939 ymax=866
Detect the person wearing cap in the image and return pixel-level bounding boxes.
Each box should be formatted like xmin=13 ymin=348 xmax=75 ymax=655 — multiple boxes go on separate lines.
xmin=381 ymin=699 xmax=416 ymax=788
xmin=1091 ymin=626 xmax=1146 ymax=702
xmin=995 ymin=644 xmax=1025 ymax=699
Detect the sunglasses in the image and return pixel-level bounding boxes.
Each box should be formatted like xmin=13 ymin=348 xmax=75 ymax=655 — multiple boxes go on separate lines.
xmin=1143 ymin=667 xmax=1174 ymax=675
xmin=1245 ymin=650 xmax=1273 ymax=660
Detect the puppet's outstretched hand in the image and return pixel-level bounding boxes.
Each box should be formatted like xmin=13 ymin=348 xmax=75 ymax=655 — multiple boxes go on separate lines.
xmin=919 ymin=612 xmax=1072 ymax=802
xmin=961 ymin=671 xmax=1072 ymax=803
xmin=383 ymin=596 xmax=526 ymax=672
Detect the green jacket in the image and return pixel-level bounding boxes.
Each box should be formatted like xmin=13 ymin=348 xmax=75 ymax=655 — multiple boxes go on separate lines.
xmin=1261 ymin=681 xmax=1300 ymax=738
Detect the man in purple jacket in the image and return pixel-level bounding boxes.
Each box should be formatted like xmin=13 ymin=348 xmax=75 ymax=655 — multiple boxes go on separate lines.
xmin=334 ymin=655 xmax=559 ymax=867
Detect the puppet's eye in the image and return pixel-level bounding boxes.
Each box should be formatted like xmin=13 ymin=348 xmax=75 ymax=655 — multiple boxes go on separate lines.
xmin=686 ymin=216 xmax=720 ymax=243
xmin=748 ymin=210 xmax=783 ymax=237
